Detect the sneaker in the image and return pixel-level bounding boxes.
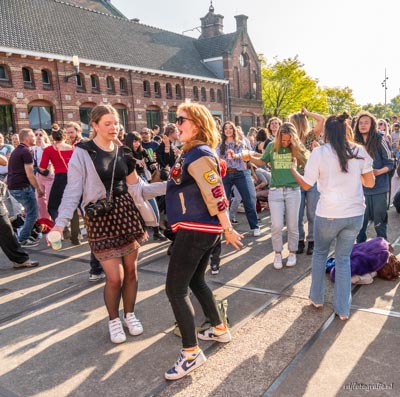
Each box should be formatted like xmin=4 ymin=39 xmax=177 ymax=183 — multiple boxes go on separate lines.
xmin=20 ymin=238 xmax=39 ymax=248
xmin=210 ymin=263 xmax=220 ymax=275
xmin=88 ymin=272 xmax=106 ymax=282
xmin=124 ymin=312 xmax=143 ymax=336
xmin=108 ymin=318 xmax=126 ymax=344
xmin=13 ymin=260 xmax=39 ymax=269
xmin=231 ymin=218 xmax=239 ymax=224
xmin=253 ymin=227 xmax=261 ymax=237
xmin=165 ymin=348 xmax=207 ymax=380
xmin=287 ymin=253 xmax=297 ymax=267
xmin=198 ymin=326 xmax=232 ymax=343
xmin=273 ymin=253 xmax=283 ymax=269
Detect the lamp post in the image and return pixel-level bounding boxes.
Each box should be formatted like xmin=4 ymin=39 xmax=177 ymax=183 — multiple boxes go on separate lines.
xmin=381 ymin=68 xmax=388 ymax=118
xmin=64 ymin=55 xmax=80 ymax=82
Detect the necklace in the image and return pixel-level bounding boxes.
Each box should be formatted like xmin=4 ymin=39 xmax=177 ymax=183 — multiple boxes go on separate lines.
xmin=93 ymin=138 xmax=114 ymax=152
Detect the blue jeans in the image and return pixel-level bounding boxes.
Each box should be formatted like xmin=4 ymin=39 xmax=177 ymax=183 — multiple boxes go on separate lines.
xmin=298 ymin=184 xmax=319 ymax=241
xmin=268 ymin=187 xmax=301 ymax=252
xmin=356 ymin=193 xmax=388 ymax=243
xmin=9 ymin=186 xmax=38 ymax=242
xmin=310 ymin=215 xmax=363 ymax=317
xmin=223 ymin=170 xmax=258 ymax=230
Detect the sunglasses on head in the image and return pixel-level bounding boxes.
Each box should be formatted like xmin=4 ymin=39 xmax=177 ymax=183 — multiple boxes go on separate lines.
xmin=175 ymin=116 xmax=193 ymax=126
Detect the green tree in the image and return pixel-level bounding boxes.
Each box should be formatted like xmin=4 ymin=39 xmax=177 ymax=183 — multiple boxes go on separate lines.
xmin=324 ymin=87 xmax=360 ymax=115
xmin=261 ymin=56 xmax=327 ymax=119
xmin=389 ymin=96 xmax=400 ymax=116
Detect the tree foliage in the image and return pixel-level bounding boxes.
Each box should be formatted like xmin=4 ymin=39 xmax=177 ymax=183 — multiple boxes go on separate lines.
xmin=324 ymin=87 xmax=360 ymax=115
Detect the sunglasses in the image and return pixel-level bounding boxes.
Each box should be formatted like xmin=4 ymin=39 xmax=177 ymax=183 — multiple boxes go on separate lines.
xmin=35 ymin=134 xmax=43 ymax=137
xmin=378 ymin=122 xmax=385 ymax=126
xmin=175 ymin=116 xmax=193 ymax=126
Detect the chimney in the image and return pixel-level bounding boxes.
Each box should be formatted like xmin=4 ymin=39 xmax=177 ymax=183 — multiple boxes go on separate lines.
xmin=200 ymin=3 xmax=224 ymax=39
xmin=235 ymin=14 xmax=248 ymax=32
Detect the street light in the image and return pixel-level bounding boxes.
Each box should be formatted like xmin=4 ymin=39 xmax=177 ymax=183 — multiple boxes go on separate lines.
xmin=381 ymin=68 xmax=388 ymax=118
xmin=64 ymin=55 xmax=80 ymax=82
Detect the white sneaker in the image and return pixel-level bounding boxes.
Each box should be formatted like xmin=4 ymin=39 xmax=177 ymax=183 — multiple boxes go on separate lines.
xmin=124 ymin=312 xmax=143 ymax=336
xmin=165 ymin=349 xmax=207 ymax=380
xmin=273 ymin=253 xmax=283 ymax=269
xmin=253 ymin=228 xmax=261 ymax=237
xmin=287 ymin=253 xmax=297 ymax=267
xmin=108 ymin=318 xmax=126 ymax=344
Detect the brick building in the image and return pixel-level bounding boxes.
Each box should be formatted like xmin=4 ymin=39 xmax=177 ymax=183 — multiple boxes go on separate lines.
xmin=0 ymin=0 xmax=262 ymax=138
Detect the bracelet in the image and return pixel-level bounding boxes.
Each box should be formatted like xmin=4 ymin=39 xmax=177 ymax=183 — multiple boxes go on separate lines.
xmin=223 ymin=226 xmax=234 ymax=233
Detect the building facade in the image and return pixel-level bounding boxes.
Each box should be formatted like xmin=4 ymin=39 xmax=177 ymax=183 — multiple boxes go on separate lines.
xmin=0 ymin=0 xmax=262 ymax=138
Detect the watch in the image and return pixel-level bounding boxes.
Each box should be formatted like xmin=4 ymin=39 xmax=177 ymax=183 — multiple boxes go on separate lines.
xmin=224 ymin=227 xmax=234 ymax=233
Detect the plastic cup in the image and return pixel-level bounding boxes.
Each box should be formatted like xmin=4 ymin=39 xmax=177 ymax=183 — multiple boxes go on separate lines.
xmin=242 ymin=149 xmax=250 ymax=161
xmin=47 ymin=230 xmax=62 ymax=251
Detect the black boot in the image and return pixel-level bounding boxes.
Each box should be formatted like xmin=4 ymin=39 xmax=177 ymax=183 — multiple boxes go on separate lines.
xmin=296 ymin=240 xmax=305 ymax=254
xmin=307 ymin=241 xmax=314 ymax=255
xmin=153 ymin=226 xmax=167 ymax=241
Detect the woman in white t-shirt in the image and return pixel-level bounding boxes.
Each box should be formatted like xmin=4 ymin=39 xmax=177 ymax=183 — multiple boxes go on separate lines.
xmin=291 ymin=113 xmax=375 ymax=320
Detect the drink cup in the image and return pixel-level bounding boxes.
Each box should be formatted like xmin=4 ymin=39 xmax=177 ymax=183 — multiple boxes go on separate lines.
xmin=47 ymin=230 xmax=62 ymax=251
xmin=242 ymin=149 xmax=250 ymax=161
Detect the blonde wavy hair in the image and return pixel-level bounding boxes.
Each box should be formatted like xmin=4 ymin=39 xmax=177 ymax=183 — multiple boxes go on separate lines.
xmin=176 ymin=103 xmax=220 ymax=150
xmin=274 ymin=122 xmax=308 ymax=167
xmin=288 ymin=112 xmax=310 ymax=142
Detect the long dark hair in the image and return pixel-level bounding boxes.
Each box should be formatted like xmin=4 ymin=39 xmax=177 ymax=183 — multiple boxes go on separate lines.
xmin=325 ymin=112 xmax=363 ymax=172
xmin=353 ymin=111 xmax=380 ymax=159
xmin=220 ymin=121 xmax=242 ymax=155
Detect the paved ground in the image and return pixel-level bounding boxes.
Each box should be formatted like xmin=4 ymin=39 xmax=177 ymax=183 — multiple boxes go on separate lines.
xmin=0 ymin=203 xmax=399 ymax=397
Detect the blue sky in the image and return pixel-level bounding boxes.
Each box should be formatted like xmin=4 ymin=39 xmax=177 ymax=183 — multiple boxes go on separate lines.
xmin=113 ymin=0 xmax=400 ymax=106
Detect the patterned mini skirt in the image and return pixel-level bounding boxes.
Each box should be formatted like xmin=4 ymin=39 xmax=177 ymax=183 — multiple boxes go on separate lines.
xmin=85 ymin=192 xmax=148 ymax=261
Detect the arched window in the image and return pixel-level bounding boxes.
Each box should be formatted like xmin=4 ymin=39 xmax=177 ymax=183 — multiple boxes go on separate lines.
xmin=175 ymin=84 xmax=182 ymax=99
xmin=154 ymin=82 xmax=161 ymax=98
xmin=200 ymin=87 xmax=206 ymax=102
xmin=106 ymin=76 xmax=115 ymax=94
xmin=0 ymin=64 xmax=12 ymax=87
xmin=41 ymin=69 xmax=52 ymax=90
xmin=166 ymin=83 xmax=172 ymax=99
xmin=119 ymin=78 xmax=128 ymax=95
xmin=217 ymin=89 xmax=223 ymax=103
xmin=210 ymin=88 xmax=215 ymax=102
xmin=22 ymin=67 xmax=35 ymax=89
xmin=90 ymin=74 xmax=100 ymax=93
xmin=28 ymin=100 xmax=54 ymax=130
xmin=193 ymin=86 xmax=199 ymax=101
xmin=143 ymin=80 xmax=151 ymax=97
xmin=76 ymin=73 xmax=86 ymax=92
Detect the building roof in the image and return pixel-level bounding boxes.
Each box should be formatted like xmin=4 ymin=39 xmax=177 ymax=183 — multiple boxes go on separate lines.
xmin=195 ymin=33 xmax=238 ymax=59
xmin=0 ymin=0 xmax=235 ymax=81
xmin=61 ymin=0 xmax=127 ymax=19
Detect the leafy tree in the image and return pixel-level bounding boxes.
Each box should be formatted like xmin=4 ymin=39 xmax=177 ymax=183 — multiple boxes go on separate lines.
xmin=324 ymin=87 xmax=360 ymax=115
xmin=261 ymin=56 xmax=326 ymax=118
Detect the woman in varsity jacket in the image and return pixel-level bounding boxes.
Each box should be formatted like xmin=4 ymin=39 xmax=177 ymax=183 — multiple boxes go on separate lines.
xmin=164 ymin=103 xmax=243 ymax=381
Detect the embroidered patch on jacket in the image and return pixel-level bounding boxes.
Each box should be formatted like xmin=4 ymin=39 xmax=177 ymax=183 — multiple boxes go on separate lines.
xmin=170 ymin=158 xmax=184 ymax=185
xmin=204 ymin=170 xmax=218 ymax=185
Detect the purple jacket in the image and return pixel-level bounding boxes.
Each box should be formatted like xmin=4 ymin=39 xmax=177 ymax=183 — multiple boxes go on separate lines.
xmin=330 ymin=237 xmax=389 ymax=281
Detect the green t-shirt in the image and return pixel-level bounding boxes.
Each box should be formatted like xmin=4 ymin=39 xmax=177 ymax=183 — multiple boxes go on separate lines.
xmin=261 ymin=142 xmax=299 ymax=188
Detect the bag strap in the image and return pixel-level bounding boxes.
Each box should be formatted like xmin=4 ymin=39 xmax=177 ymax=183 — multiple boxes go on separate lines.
xmin=54 ymin=144 xmax=70 ymax=172
xmin=108 ymin=146 xmax=118 ymax=203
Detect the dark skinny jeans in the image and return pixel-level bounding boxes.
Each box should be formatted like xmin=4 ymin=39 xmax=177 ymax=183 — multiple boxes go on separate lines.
xmin=166 ymin=229 xmax=222 ymax=348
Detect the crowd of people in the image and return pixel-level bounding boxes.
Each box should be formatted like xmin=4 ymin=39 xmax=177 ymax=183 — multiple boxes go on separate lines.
xmin=0 ymin=104 xmax=399 ymax=380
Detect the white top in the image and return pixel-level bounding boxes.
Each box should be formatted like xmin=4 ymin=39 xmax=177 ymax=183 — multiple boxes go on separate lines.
xmin=303 ymin=143 xmax=373 ymax=218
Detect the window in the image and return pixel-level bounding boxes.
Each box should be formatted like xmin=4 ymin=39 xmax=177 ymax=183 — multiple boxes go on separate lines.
xmin=90 ymin=74 xmax=100 ymax=93
xmin=120 ymin=78 xmax=128 ymax=95
xmin=146 ymin=109 xmax=161 ymax=128
xmin=0 ymin=104 xmax=14 ymax=139
xmin=154 ymin=82 xmax=161 ymax=98
xmin=22 ymin=67 xmax=35 ymax=89
xmin=168 ymin=110 xmax=177 ymax=123
xmin=166 ymin=83 xmax=172 ymax=99
xmin=76 ymin=73 xmax=86 ymax=92
xmin=117 ymin=108 xmax=128 ymax=131
xmin=193 ymin=86 xmax=199 ymax=101
xmin=143 ymin=80 xmax=150 ymax=97
xmin=210 ymin=88 xmax=215 ymax=102
xmin=217 ymin=89 xmax=223 ymax=103
xmin=79 ymin=107 xmax=94 ymax=137
xmin=41 ymin=69 xmax=52 ymax=90
xmin=175 ymin=84 xmax=182 ymax=99
xmin=201 ymin=87 xmax=206 ymax=102
xmin=0 ymin=65 xmax=12 ymax=87
xmin=106 ymin=76 xmax=115 ymax=94
xmin=28 ymin=105 xmax=53 ymax=130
